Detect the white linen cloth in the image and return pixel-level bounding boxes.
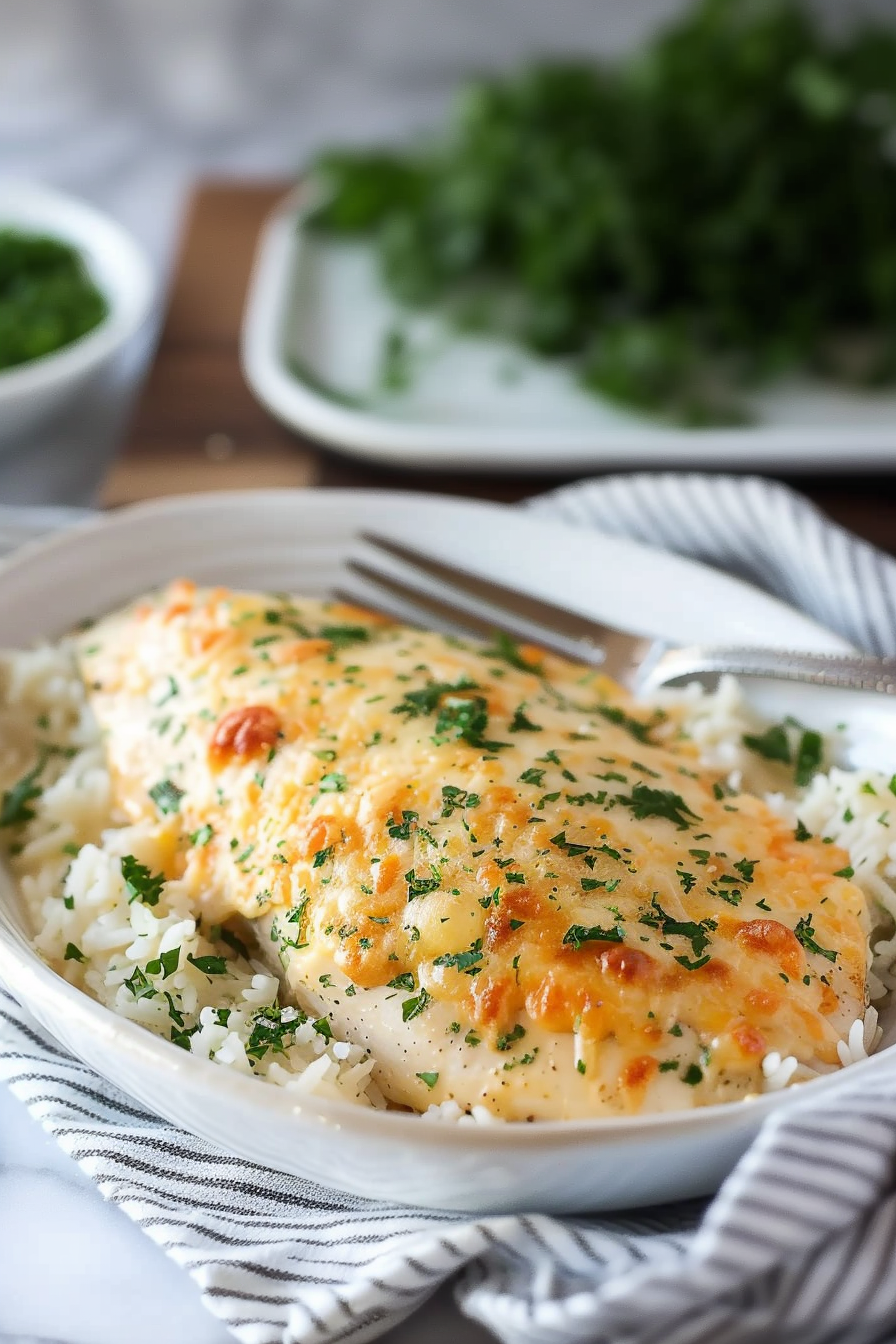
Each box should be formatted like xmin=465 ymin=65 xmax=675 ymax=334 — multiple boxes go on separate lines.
xmin=2 ymin=473 xmax=896 ymax=1344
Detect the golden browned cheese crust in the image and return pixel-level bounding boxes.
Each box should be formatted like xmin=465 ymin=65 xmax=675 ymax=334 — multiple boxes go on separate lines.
xmin=78 ymin=580 xmax=870 ymax=1119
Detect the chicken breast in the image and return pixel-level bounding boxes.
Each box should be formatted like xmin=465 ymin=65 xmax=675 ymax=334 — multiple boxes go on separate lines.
xmin=78 ymin=580 xmax=870 ymax=1119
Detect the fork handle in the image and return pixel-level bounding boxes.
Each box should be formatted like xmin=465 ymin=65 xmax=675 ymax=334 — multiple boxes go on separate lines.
xmin=642 ymin=646 xmax=896 ymax=695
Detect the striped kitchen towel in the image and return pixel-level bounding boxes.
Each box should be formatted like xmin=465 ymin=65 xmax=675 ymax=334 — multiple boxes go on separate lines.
xmin=3 ymin=474 xmax=896 ymax=1344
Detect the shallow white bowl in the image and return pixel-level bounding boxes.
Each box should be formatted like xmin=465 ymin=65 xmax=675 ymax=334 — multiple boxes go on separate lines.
xmin=0 ymin=181 xmax=155 ymax=447
xmin=0 ymin=489 xmax=891 ymax=1214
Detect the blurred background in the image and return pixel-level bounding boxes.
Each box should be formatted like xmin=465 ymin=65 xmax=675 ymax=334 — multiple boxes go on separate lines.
xmin=4 ymin=0 xmax=890 ymax=279
xmin=4 ymin=0 xmax=896 ymax=511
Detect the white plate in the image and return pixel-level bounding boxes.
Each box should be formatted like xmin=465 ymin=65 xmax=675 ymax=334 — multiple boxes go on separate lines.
xmin=0 ymin=488 xmax=891 ymax=1215
xmin=0 ymin=181 xmax=155 ymax=447
xmin=241 ymin=191 xmax=896 ymax=473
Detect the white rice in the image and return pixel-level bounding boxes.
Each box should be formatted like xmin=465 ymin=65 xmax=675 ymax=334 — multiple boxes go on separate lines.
xmin=0 ymin=643 xmax=382 ymax=1108
xmin=1 ymin=646 xmax=893 ymax=1113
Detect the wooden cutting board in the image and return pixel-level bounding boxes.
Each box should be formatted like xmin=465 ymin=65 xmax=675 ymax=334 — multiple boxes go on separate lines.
xmin=105 ymin=180 xmax=896 ymax=555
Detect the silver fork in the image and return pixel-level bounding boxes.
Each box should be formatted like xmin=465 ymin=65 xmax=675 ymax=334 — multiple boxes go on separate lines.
xmin=335 ymin=532 xmax=896 ymax=696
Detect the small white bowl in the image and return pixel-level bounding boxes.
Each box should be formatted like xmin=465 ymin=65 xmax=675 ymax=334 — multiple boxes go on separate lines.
xmin=0 ymin=181 xmax=155 ymax=448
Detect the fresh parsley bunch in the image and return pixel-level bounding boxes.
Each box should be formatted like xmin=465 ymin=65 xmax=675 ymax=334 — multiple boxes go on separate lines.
xmin=307 ymin=0 xmax=896 ymax=425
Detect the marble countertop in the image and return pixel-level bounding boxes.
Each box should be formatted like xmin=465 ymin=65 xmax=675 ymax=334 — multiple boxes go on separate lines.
xmin=0 ymin=1078 xmax=492 ymax=1343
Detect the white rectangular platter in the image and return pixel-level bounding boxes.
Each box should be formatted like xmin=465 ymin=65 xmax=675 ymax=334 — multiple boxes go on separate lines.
xmin=241 ymin=190 xmax=896 ymax=472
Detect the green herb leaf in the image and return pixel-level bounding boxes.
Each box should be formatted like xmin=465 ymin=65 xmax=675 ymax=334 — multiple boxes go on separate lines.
xmin=146 ymin=946 xmax=180 ymax=979
xmin=121 ymin=855 xmax=164 ymax=907
xmin=433 ymin=938 xmax=484 ymax=973
xmin=794 ymin=914 xmax=838 ymax=962
xmin=0 ymin=758 xmax=45 ymax=827
xmin=187 ymin=952 xmax=228 ymax=975
xmin=496 ymin=1024 xmax=526 ymax=1051
xmin=794 ymin=730 xmax=823 ymax=786
xmin=401 ymin=987 xmax=432 ymax=1021
xmin=149 ymin=779 xmax=184 ymax=814
xmin=743 ymin=724 xmax=791 ymax=764
xmin=562 ymin=923 xmax=624 ymax=948
xmin=615 ymin=784 xmax=700 ymax=830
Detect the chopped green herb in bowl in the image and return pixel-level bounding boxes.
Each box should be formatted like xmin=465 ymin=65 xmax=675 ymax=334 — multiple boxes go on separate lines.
xmin=0 ymin=229 xmax=108 ymax=371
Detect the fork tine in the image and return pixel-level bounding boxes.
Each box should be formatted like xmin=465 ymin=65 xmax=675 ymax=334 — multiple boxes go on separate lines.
xmin=342 ymin=563 xmax=498 ymax=640
xmin=342 ymin=557 xmax=609 ymax=666
xmin=360 ymin=531 xmax=618 ymax=645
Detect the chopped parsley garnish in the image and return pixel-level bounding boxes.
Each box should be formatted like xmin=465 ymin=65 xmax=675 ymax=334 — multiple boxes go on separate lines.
xmin=393 ymin=676 xmax=478 ymax=719
xmin=190 ymin=824 xmax=214 ymax=847
xmin=432 ymin=694 xmax=508 ymax=751
xmin=246 ymin=1006 xmax=301 ymax=1060
xmin=0 ymin=757 xmax=45 ymax=827
xmin=509 ymin=705 xmax=542 ymax=733
xmin=658 ymin=1059 xmax=679 ymax=1072
xmin=312 ymin=845 xmax=334 ymax=868
xmin=615 ymin=783 xmax=700 ymax=830
xmin=550 ymin=830 xmax=592 ymax=858
xmin=318 ymin=771 xmax=347 ymax=793
xmin=405 ymin=866 xmax=441 ymax=900
xmin=562 ymin=923 xmax=623 ymax=948
xmin=681 ymin=1064 xmax=703 ymax=1086
xmin=187 ymin=952 xmax=228 ymax=975
xmin=742 ymin=723 xmax=791 ymax=763
xmin=416 ymin=1070 xmax=439 ymax=1089
xmin=146 ymin=946 xmax=180 ymax=978
xmin=518 ymin=767 xmax=545 ymax=787
xmin=596 ymin=704 xmax=656 ymax=743
xmin=486 ymin=631 xmax=542 ymax=672
xmin=581 ymin=876 xmax=620 ymax=893
xmin=154 ymin=675 xmax=179 ymax=706
xmin=401 ymin=987 xmax=431 ymax=1021
xmin=441 ymin=785 xmax=481 ymax=817
xmin=641 ymin=896 xmax=714 ymax=960
xmin=149 ymin=778 xmax=184 ymax=815
xmin=733 ymin=858 xmax=757 ymax=884
xmin=120 ymin=855 xmax=164 ymax=907
xmin=433 ymin=938 xmax=484 ymax=973
xmin=387 ymin=972 xmax=416 ymax=991
xmin=124 ymin=966 xmax=156 ymax=1000
xmin=674 ymin=953 xmax=712 ymax=971
xmin=64 ymin=942 xmax=86 ymax=962
xmin=833 ymin=865 xmax=855 ymax=879
xmin=320 ymin=624 xmax=370 ymax=648
xmin=794 ymin=730 xmax=823 ymax=786
xmin=794 ymin=915 xmax=838 ymax=963
xmin=496 ymin=1024 xmax=526 ymax=1051
xmin=743 ymin=721 xmax=823 ymax=786
xmin=170 ymin=1024 xmax=199 ymax=1051
xmin=794 ymin=819 xmax=812 ymax=842
xmin=387 ymin=810 xmax=418 ymax=840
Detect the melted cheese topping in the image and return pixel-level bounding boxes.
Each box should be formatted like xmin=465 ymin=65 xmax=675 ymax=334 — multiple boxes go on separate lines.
xmin=79 ymin=580 xmax=870 ymax=1119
